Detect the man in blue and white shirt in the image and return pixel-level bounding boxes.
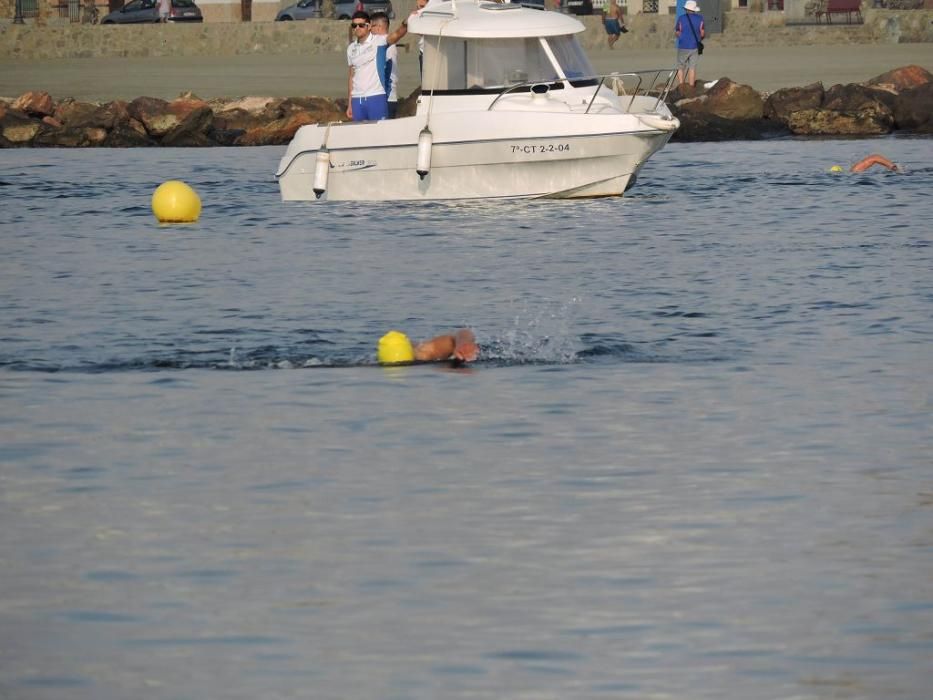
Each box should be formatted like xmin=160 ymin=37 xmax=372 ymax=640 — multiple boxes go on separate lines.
xmin=370 ymin=13 xmax=400 ymax=118
xmin=346 ymin=10 xmax=409 ymax=122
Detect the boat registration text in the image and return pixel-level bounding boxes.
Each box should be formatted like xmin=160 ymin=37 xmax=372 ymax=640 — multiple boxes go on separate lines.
xmin=511 ymin=143 xmax=571 ymax=155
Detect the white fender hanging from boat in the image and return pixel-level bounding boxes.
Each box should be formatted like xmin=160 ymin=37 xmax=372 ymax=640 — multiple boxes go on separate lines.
xmin=637 ymin=114 xmax=680 ymax=132
xmin=312 ymin=149 xmax=330 ymax=199
xmin=416 ymin=127 xmax=433 ymax=181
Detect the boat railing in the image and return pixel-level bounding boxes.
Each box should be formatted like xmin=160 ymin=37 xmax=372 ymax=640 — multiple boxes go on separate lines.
xmin=486 ymin=69 xmax=677 ymax=115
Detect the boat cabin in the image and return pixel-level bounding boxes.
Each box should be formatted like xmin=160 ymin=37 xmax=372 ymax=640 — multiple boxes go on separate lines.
xmin=412 ymin=0 xmax=597 ymax=98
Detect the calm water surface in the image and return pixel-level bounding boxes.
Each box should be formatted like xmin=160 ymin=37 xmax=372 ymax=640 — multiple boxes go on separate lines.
xmin=1 ymin=139 xmax=931 ymax=700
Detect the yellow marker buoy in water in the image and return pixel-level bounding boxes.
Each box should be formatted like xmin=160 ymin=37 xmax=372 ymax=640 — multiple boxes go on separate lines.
xmin=377 ymin=331 xmax=414 ymax=365
xmin=829 ymin=165 xmax=844 ymax=173
xmin=152 ymin=180 xmax=201 ymax=223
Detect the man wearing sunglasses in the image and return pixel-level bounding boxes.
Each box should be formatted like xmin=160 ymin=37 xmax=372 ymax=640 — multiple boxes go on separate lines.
xmin=346 ymin=10 xmax=409 ymax=122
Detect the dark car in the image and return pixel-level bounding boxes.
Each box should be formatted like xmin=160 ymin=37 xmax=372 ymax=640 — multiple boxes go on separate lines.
xmin=100 ymin=0 xmax=203 ymax=23
xmin=276 ymin=0 xmax=394 ymax=21
xmin=562 ymin=0 xmax=594 ymax=14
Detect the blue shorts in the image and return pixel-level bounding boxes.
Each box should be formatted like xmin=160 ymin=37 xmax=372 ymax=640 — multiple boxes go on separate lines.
xmin=351 ymin=95 xmax=388 ymax=122
xmin=605 ymin=19 xmax=621 ymax=36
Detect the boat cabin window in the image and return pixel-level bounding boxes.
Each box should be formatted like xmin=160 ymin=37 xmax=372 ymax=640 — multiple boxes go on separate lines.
xmin=546 ymin=35 xmax=595 ymax=81
xmin=422 ymin=37 xmax=558 ymax=91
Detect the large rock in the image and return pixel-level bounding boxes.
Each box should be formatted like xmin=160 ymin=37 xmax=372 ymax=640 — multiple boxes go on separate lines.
xmin=785 ymin=108 xmax=891 ymax=136
xmin=668 ymin=78 xmax=763 ymax=122
xmin=168 ymin=93 xmax=211 ymax=121
xmin=211 ymin=107 xmax=260 ymax=132
xmin=671 ymin=111 xmax=777 ymax=142
xmin=666 ymin=81 xmax=707 ymax=105
xmin=893 ymin=82 xmax=933 ymax=133
xmin=703 ymin=78 xmax=764 ymax=120
xmin=780 ymin=83 xmax=896 ymax=135
xmin=54 ymin=99 xmax=100 ymax=126
xmin=33 ymin=126 xmax=92 ymax=148
xmin=56 ymin=99 xmax=130 ymax=130
xmin=235 ymin=112 xmax=317 ymax=146
xmin=103 ymin=121 xmax=156 ymax=147
xmin=208 ymin=128 xmax=246 ymax=146
xmin=127 ymin=96 xmax=179 ymax=137
xmin=13 ymin=91 xmax=54 ymax=118
xmin=211 ymin=96 xmax=286 ymax=132
xmin=822 ymin=83 xmax=880 ymax=112
xmin=1 ymin=108 xmax=42 ymax=145
xmin=763 ymin=82 xmax=824 ymax=123
xmin=161 ymin=105 xmax=215 ymax=147
xmin=866 ymin=65 xmax=933 ymax=93
xmin=212 ymin=96 xmax=288 ymax=129
xmin=214 ymin=96 xmax=279 ymax=114
xmin=280 ymin=96 xmax=344 ymax=124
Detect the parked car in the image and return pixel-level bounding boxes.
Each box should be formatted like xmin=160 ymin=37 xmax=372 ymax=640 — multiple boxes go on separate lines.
xmin=562 ymin=0 xmax=594 ymax=14
xmin=275 ymin=0 xmax=321 ymax=20
xmin=100 ymin=0 xmax=203 ymax=23
xmin=275 ymin=0 xmax=394 ymax=21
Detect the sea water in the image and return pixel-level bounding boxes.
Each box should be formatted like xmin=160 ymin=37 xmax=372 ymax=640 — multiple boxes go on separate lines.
xmin=0 ymin=139 xmax=931 ymax=700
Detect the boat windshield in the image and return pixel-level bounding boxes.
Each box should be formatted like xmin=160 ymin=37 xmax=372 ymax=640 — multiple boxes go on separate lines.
xmin=424 ymin=38 xmax=556 ymax=90
xmin=546 ymin=35 xmax=595 ymax=81
xmin=423 ymin=34 xmax=596 ymax=92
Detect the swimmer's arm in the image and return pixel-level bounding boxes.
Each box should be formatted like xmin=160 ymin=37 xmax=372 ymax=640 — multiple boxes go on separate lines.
xmin=851 ymin=154 xmax=898 ymax=173
xmin=414 ymin=329 xmax=478 ymax=362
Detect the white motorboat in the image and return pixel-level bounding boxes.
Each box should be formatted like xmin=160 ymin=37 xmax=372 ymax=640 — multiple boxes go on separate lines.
xmin=275 ymin=0 xmax=680 ymax=202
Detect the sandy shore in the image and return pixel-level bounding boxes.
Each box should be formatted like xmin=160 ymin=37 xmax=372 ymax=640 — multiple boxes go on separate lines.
xmin=2 ymin=44 xmax=931 ymax=102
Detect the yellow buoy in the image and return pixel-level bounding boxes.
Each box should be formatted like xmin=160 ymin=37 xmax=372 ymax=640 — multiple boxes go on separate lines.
xmin=829 ymin=165 xmax=844 ymax=173
xmin=377 ymin=330 xmax=414 ymax=365
xmin=152 ymin=180 xmax=201 ymax=223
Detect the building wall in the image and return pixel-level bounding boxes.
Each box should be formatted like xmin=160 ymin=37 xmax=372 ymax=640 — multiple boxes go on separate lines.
xmin=197 ymin=0 xmax=281 ymax=22
xmin=3 ymin=9 xmax=930 ymax=59
xmin=0 ymin=0 xmax=794 ymax=24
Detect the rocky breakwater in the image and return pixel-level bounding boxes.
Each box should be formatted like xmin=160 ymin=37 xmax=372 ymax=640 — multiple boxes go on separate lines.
xmin=1 ymin=65 xmax=931 ymax=148
xmin=668 ymin=64 xmax=933 ymax=142
xmin=0 ymin=92 xmax=347 ymax=148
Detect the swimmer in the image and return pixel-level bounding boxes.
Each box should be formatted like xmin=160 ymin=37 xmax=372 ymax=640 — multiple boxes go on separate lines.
xmin=850 ymin=154 xmax=900 ymax=173
xmin=378 ymin=328 xmax=478 ymax=365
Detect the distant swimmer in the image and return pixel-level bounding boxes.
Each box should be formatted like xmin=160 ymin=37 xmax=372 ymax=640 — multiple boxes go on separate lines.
xmin=849 ymin=154 xmax=900 ymax=173
xmin=378 ymin=328 xmax=478 ymax=365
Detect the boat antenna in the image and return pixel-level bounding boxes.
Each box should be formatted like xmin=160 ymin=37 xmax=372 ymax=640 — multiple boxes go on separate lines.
xmin=425 ymin=18 xmax=454 ymax=127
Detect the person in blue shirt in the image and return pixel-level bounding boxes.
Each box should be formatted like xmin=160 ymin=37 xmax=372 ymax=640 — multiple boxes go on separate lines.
xmin=675 ymin=0 xmax=705 ymax=89
xmin=674 ymin=0 xmax=687 ymax=50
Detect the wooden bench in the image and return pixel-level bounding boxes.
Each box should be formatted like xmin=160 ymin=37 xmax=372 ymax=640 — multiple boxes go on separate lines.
xmin=818 ymin=0 xmax=863 ymax=23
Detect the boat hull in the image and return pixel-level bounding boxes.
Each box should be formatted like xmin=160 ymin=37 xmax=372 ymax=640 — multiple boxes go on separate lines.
xmin=276 ymin=114 xmax=676 ymax=202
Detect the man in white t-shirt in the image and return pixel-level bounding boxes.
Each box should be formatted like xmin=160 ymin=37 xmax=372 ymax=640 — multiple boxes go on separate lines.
xmin=346 ymin=11 xmax=409 ymax=122
xmin=369 ymin=13 xmax=399 ymax=118
xmin=158 ymin=0 xmax=171 ymax=22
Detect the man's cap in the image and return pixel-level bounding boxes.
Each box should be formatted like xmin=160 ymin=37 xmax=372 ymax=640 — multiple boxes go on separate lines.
xmin=685 ymin=0 xmax=700 ymax=10
xmin=377 ymin=330 xmax=414 ymax=365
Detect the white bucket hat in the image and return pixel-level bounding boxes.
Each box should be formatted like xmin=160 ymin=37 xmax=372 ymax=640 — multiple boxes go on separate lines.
xmin=685 ymin=0 xmax=700 ymax=10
